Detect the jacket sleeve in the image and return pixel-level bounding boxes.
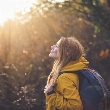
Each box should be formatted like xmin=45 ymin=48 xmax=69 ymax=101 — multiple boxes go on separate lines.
xmin=46 ymin=74 xmax=83 ymax=110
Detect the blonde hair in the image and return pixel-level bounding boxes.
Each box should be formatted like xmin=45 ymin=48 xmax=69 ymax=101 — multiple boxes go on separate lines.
xmin=47 ymin=37 xmax=85 ymax=86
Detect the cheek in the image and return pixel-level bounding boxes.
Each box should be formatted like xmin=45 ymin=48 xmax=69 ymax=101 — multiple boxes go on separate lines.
xmin=54 ymin=49 xmax=58 ymax=54
xmin=54 ymin=48 xmax=59 ymax=56
xmin=55 ymin=49 xmax=60 ymax=59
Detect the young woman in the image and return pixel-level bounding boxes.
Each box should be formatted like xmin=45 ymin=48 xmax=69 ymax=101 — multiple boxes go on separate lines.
xmin=44 ymin=37 xmax=89 ymax=110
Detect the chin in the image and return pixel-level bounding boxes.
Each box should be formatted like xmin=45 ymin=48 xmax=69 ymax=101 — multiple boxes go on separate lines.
xmin=49 ymin=53 xmax=58 ymax=60
xmin=49 ymin=54 xmax=53 ymax=58
xmin=49 ymin=54 xmax=55 ymax=59
xmin=49 ymin=53 xmax=52 ymax=57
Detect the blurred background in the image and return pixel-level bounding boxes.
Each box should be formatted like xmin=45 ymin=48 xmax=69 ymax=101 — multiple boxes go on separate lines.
xmin=0 ymin=0 xmax=110 ymax=110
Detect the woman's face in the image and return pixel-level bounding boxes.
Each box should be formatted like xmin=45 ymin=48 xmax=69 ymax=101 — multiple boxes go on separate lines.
xmin=49 ymin=40 xmax=61 ymax=60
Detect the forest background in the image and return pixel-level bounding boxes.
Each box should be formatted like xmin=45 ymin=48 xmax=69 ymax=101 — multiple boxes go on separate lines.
xmin=0 ymin=0 xmax=110 ymax=110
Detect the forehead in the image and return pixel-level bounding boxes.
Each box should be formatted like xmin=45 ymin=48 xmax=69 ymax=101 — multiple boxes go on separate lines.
xmin=56 ymin=39 xmax=61 ymax=45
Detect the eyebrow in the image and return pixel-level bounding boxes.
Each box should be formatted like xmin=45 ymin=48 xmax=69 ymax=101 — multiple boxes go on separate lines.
xmin=56 ymin=44 xmax=58 ymax=47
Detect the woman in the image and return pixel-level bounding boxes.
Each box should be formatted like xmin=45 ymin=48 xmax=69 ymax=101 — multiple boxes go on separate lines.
xmin=44 ymin=37 xmax=89 ymax=110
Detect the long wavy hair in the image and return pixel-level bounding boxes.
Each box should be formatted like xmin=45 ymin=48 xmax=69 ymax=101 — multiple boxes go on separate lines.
xmin=47 ymin=37 xmax=85 ymax=86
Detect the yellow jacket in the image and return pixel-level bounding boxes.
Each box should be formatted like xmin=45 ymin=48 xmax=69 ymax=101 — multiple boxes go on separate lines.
xmin=46 ymin=57 xmax=89 ymax=110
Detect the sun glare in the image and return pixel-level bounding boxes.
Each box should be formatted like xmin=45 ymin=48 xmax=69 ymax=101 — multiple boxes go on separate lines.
xmin=0 ymin=0 xmax=64 ymax=25
xmin=0 ymin=0 xmax=36 ymax=25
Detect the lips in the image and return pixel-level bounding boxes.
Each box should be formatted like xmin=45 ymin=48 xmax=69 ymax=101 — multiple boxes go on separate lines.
xmin=50 ymin=50 xmax=53 ymax=53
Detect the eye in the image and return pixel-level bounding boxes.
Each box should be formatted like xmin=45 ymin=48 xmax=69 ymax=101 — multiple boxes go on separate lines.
xmin=55 ymin=45 xmax=58 ymax=48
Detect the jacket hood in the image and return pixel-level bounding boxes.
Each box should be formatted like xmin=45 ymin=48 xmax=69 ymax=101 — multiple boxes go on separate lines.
xmin=61 ymin=56 xmax=89 ymax=72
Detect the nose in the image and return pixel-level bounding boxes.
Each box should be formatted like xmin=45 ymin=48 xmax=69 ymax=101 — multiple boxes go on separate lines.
xmin=51 ymin=45 xmax=55 ymax=49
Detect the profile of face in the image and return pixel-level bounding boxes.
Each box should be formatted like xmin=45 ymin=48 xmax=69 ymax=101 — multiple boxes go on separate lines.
xmin=49 ymin=40 xmax=61 ymax=60
xmin=49 ymin=37 xmax=84 ymax=62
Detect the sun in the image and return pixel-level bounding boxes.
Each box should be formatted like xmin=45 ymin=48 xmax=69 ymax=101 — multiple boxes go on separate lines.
xmin=0 ymin=0 xmax=36 ymax=25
